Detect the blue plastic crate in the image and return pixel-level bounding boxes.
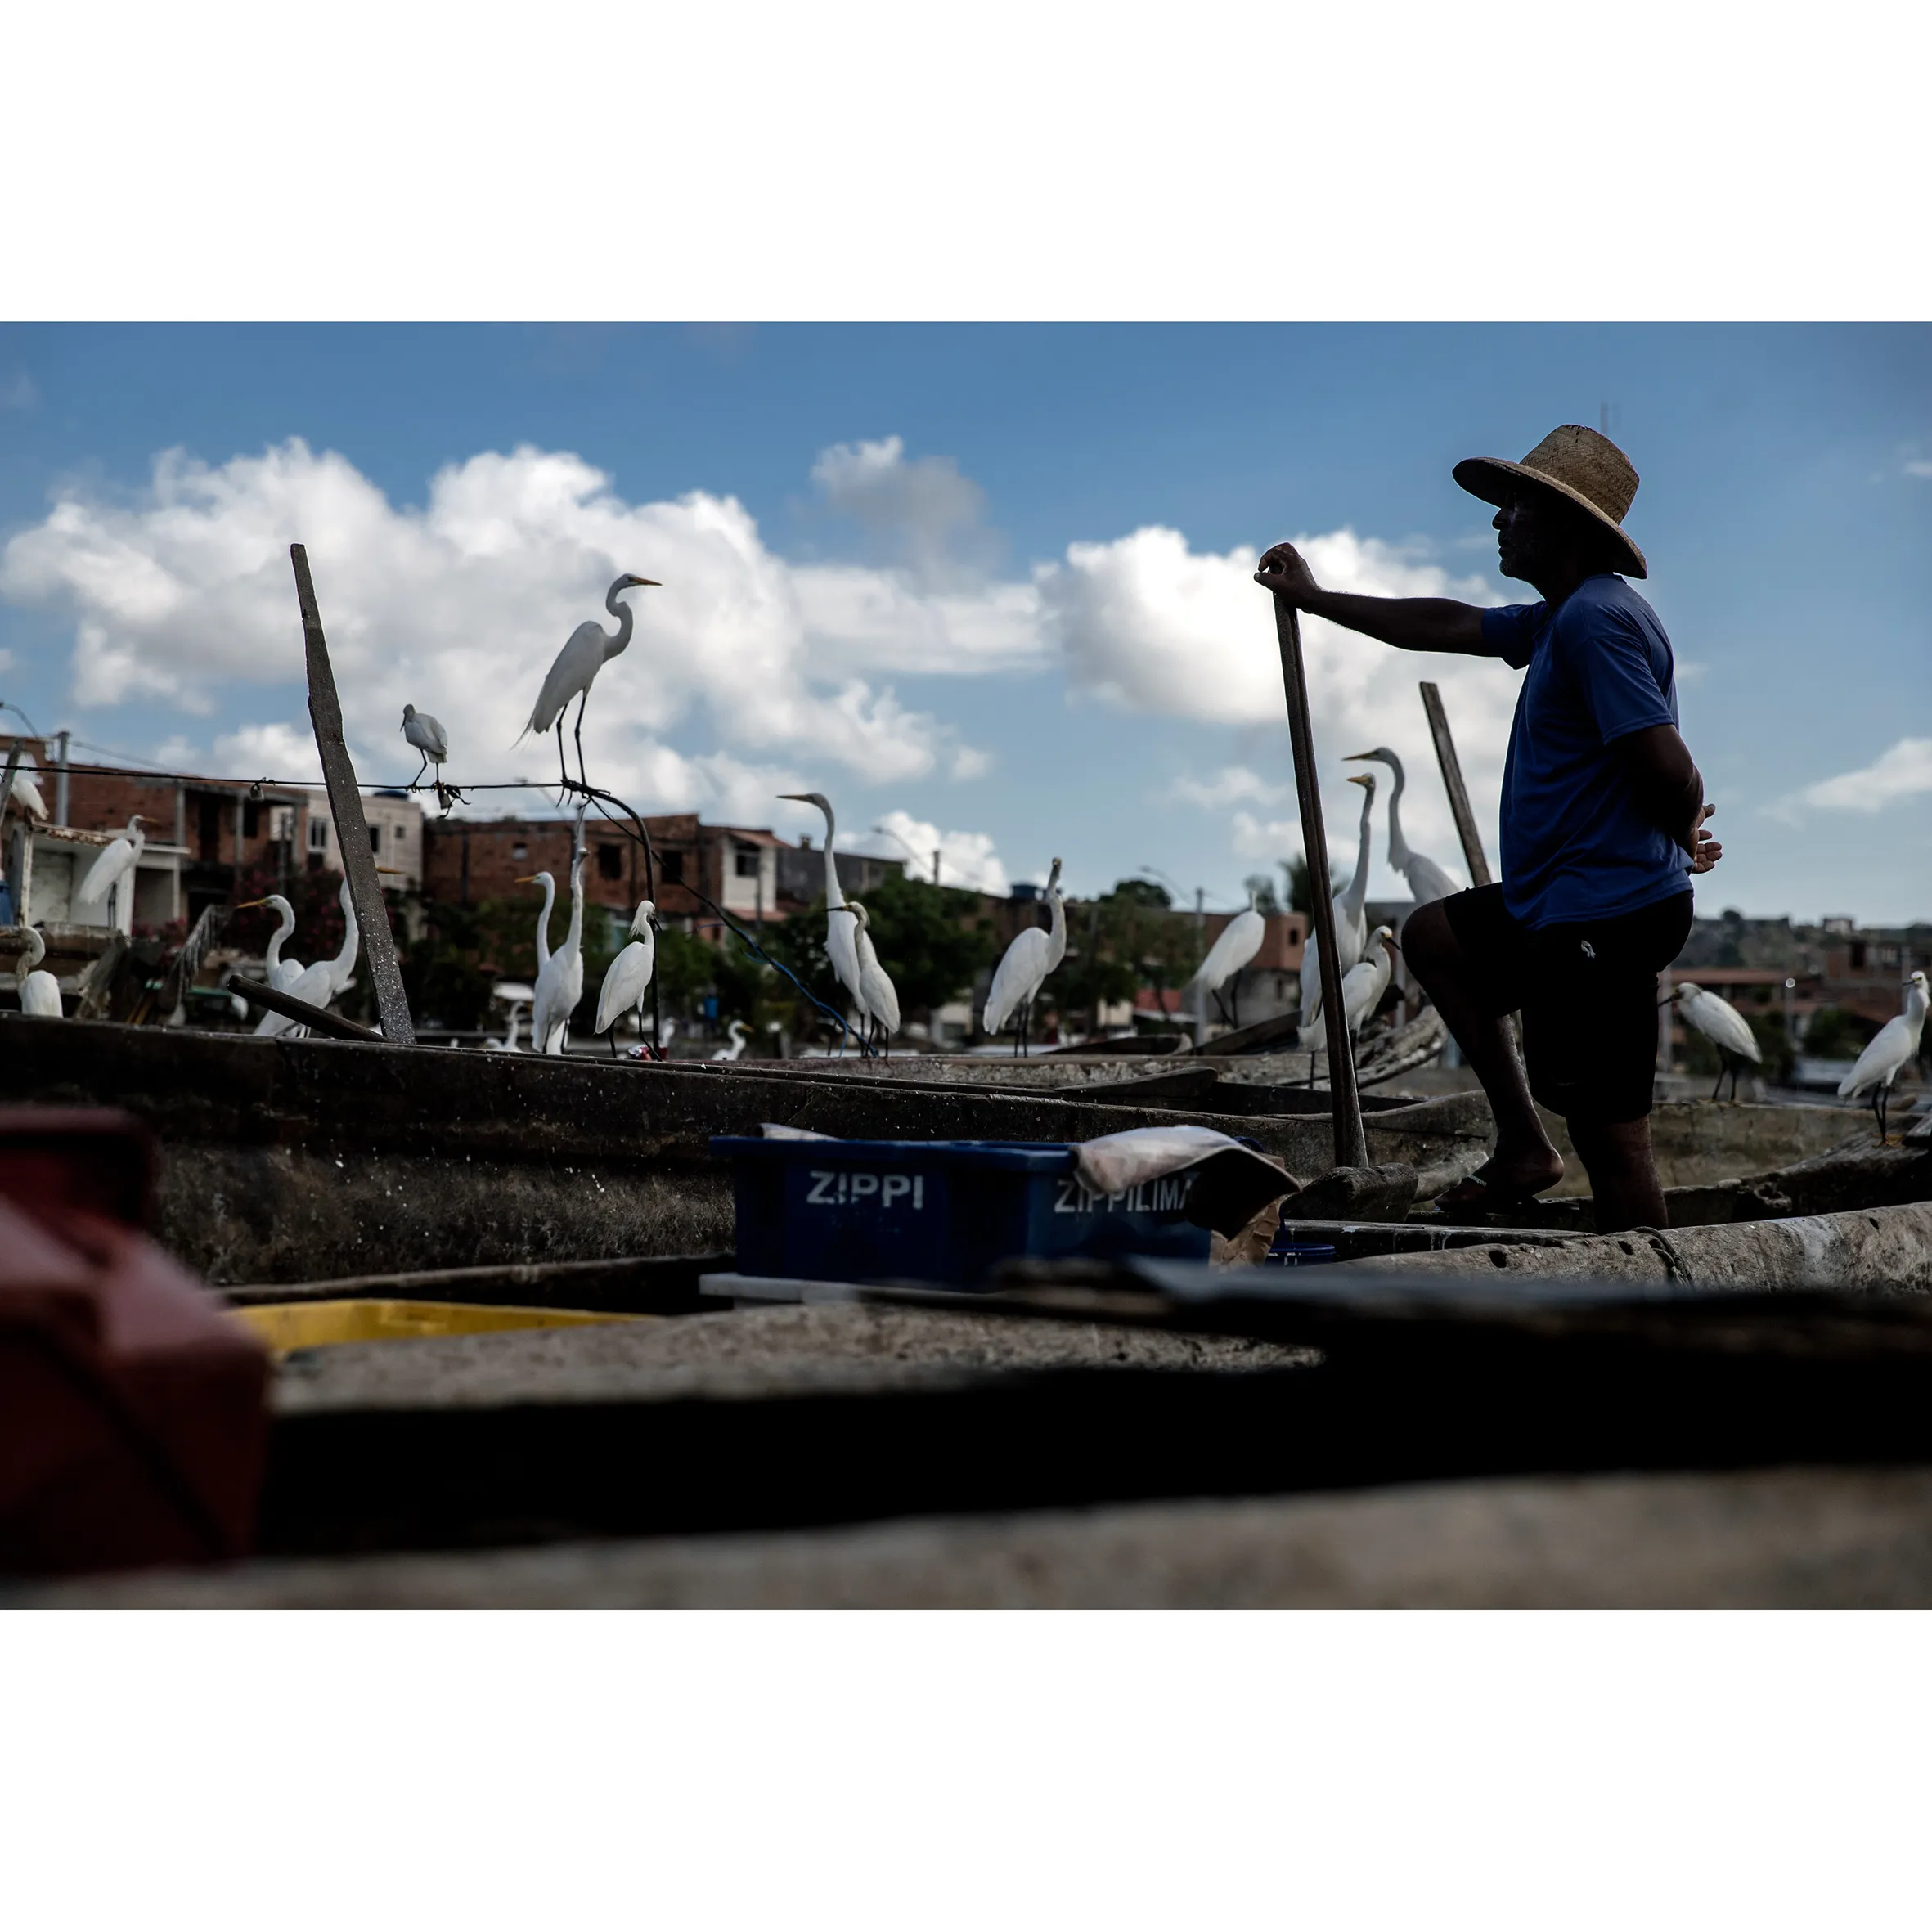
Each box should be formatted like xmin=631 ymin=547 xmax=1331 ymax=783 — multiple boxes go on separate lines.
xmin=712 ymin=1136 xmax=1213 ymax=1287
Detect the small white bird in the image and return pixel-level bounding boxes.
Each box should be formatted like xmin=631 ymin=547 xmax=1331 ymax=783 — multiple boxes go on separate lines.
xmin=835 ymin=901 xmax=901 ymax=1057
xmin=711 ymin=1018 xmax=751 ymax=1061
xmin=519 ymin=573 xmax=660 ymax=791
xmin=1300 ymin=774 xmax=1376 ymax=1031
xmin=982 ymin=859 xmax=1067 ymax=1055
xmin=485 ymin=1000 xmax=528 ymax=1052
xmin=77 ymin=815 xmax=146 ymax=920
xmin=16 ymin=926 xmax=62 ymax=1018
xmin=595 ymin=899 xmax=658 ymax=1057
xmin=401 ymin=704 xmax=449 ymax=787
xmin=1340 ymin=925 xmax=1399 ymax=1042
xmin=524 ymin=852 xmax=586 ymax=1055
xmin=1188 ymin=887 xmax=1267 ymax=1031
xmin=1344 ymin=747 xmax=1462 ymax=905
xmin=8 ymin=755 xmax=47 ymax=821
xmin=1668 ymin=980 xmax=1763 ymax=1101
xmin=1838 ymin=970 xmax=1930 ymax=1143
xmin=778 ymin=790 xmax=867 ymax=1048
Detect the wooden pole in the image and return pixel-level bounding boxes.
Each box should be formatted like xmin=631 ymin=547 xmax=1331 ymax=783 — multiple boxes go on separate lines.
xmin=1419 ymin=681 xmax=1494 ymax=887
xmin=1271 ymin=594 xmax=1368 ymax=1169
xmin=290 ymin=544 xmax=417 ymax=1045
xmin=226 ymin=971 xmax=385 ymax=1042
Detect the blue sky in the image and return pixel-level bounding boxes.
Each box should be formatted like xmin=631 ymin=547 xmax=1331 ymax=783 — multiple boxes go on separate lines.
xmin=2 ymin=323 xmax=1927 ymax=922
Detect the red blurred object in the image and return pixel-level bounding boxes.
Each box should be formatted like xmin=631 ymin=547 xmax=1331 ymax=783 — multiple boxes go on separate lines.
xmin=0 ymin=1108 xmax=270 ymax=1579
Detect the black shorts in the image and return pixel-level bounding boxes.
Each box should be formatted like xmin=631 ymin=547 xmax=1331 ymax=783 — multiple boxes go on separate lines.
xmin=1443 ymin=884 xmax=1693 ymax=1126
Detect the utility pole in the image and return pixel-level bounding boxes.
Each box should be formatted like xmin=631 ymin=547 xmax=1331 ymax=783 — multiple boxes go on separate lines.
xmin=932 ymin=847 xmax=942 ymax=889
xmin=52 ymin=730 xmax=70 ymax=828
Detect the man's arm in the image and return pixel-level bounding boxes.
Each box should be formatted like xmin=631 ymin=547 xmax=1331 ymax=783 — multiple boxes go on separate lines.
xmin=1255 ymin=541 xmax=1489 ymax=655
xmin=1617 ymin=723 xmax=1723 ymax=874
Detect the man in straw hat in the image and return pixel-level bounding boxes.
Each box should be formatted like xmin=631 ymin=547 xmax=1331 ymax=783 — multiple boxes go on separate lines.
xmin=1255 ymin=424 xmax=1721 ymax=1233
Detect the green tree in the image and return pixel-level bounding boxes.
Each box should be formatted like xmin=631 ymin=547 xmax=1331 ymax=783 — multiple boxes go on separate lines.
xmin=1242 ymin=873 xmax=1283 ymax=916
xmin=1801 ymin=1004 xmax=1878 ymax=1059
xmin=1055 ymin=880 xmax=1202 ymax=1031
xmin=852 ymin=873 xmax=997 ymax=1019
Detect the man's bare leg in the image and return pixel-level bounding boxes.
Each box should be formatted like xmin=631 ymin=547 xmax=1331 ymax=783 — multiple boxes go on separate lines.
xmin=1567 ymin=1118 xmax=1666 ymax=1233
xmin=1403 ymin=901 xmax=1563 ymax=1194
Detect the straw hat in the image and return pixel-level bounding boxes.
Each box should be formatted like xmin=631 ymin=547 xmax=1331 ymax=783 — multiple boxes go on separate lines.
xmin=1453 ymin=424 xmax=1647 ymax=578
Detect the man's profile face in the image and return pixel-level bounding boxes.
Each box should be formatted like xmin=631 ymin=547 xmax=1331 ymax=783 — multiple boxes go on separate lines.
xmin=1492 ymin=488 xmax=1555 ymax=583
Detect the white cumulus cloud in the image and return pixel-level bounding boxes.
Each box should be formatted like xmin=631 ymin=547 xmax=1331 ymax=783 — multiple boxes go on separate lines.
xmin=1045 ymin=526 xmax=1519 ymax=885
xmin=849 ymin=807 xmax=1010 ymax=896
xmin=1775 ymin=736 xmax=1932 ymax=819
xmin=1168 ymin=765 xmax=1290 ymax=809
xmin=0 ymin=438 xmax=1013 ymax=810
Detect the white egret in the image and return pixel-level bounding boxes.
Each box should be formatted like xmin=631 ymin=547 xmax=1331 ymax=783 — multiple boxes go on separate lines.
xmin=235 ymin=894 xmax=305 ymax=1037
xmin=834 ymin=901 xmax=900 ymax=1057
xmin=524 ymin=851 xmax=586 ymax=1055
xmin=401 ymin=704 xmax=449 ymax=786
xmin=777 ymin=791 xmax=866 ymax=1047
xmin=519 ymin=573 xmax=660 ymax=790
xmin=595 ymin=899 xmax=658 ymax=1058
xmin=1344 ymin=747 xmax=1462 ymax=905
xmin=1340 ymin=926 xmax=1399 ymax=1044
xmin=1838 ymin=970 xmax=1929 ymax=1143
xmin=1188 ymin=887 xmax=1266 ymax=1031
xmin=712 ymin=1018 xmax=751 ymax=1062
xmin=16 ymin=927 xmax=62 ymax=1018
xmin=8 ymin=756 xmax=47 ymax=821
xmin=254 ymin=881 xmax=362 ymax=1040
xmin=520 ymin=871 xmax=557 ymax=981
xmin=485 ymin=1001 xmax=528 ymax=1052
xmin=1299 ymin=773 xmax=1376 ymax=1031
xmin=1667 ymin=981 xmax=1763 ymax=1101
xmin=77 ymin=815 xmax=145 ymax=921
xmin=982 ymin=858 xmax=1067 ymax=1056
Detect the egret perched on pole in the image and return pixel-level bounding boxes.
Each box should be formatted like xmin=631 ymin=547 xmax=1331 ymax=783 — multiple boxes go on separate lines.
xmin=777 ymin=791 xmax=866 ymax=1047
xmin=1343 ymin=748 xmax=1462 ymax=905
xmin=400 ymin=705 xmax=448 ymax=787
xmin=1300 ymin=774 xmax=1376 ymax=1031
xmin=1838 ymin=970 xmax=1929 ymax=1143
xmin=77 ymin=814 xmax=145 ymax=922
xmin=833 ymin=902 xmax=900 ymax=1057
xmin=1665 ymin=981 xmax=1763 ymax=1100
xmin=595 ymin=899 xmax=658 ymax=1059
xmin=1187 ymin=887 xmax=1266 ymax=1031
xmin=525 ymin=848 xmax=587 ymax=1055
xmin=16 ymin=927 xmax=62 ymax=1018
xmin=519 ymin=573 xmax=659 ymax=791
xmin=982 ymin=859 xmax=1067 ymax=1055
xmin=712 ymin=1018 xmax=751 ymax=1061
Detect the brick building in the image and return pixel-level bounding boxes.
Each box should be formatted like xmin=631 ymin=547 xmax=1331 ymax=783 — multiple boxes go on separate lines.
xmin=3 ymin=742 xmax=318 ymax=934
xmin=419 ymin=812 xmax=814 ymax=937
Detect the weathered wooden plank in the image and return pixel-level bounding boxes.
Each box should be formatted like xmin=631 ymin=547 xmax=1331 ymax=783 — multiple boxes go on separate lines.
xmin=291 ymin=544 xmax=416 ymax=1045
xmin=1271 ymin=593 xmax=1367 ymax=1168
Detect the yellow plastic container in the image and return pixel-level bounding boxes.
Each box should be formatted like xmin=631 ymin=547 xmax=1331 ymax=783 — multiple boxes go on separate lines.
xmin=231 ymin=1298 xmax=649 ymax=1355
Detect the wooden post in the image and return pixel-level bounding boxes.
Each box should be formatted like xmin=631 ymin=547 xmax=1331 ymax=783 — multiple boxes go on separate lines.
xmin=290 ymin=545 xmax=417 ymax=1045
xmin=1419 ymin=681 xmax=1494 ymax=887
xmin=1271 ymin=595 xmax=1368 ymax=1169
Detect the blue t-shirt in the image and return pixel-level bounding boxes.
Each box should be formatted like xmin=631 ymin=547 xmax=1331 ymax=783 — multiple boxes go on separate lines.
xmin=1480 ymin=574 xmax=1692 ymax=929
